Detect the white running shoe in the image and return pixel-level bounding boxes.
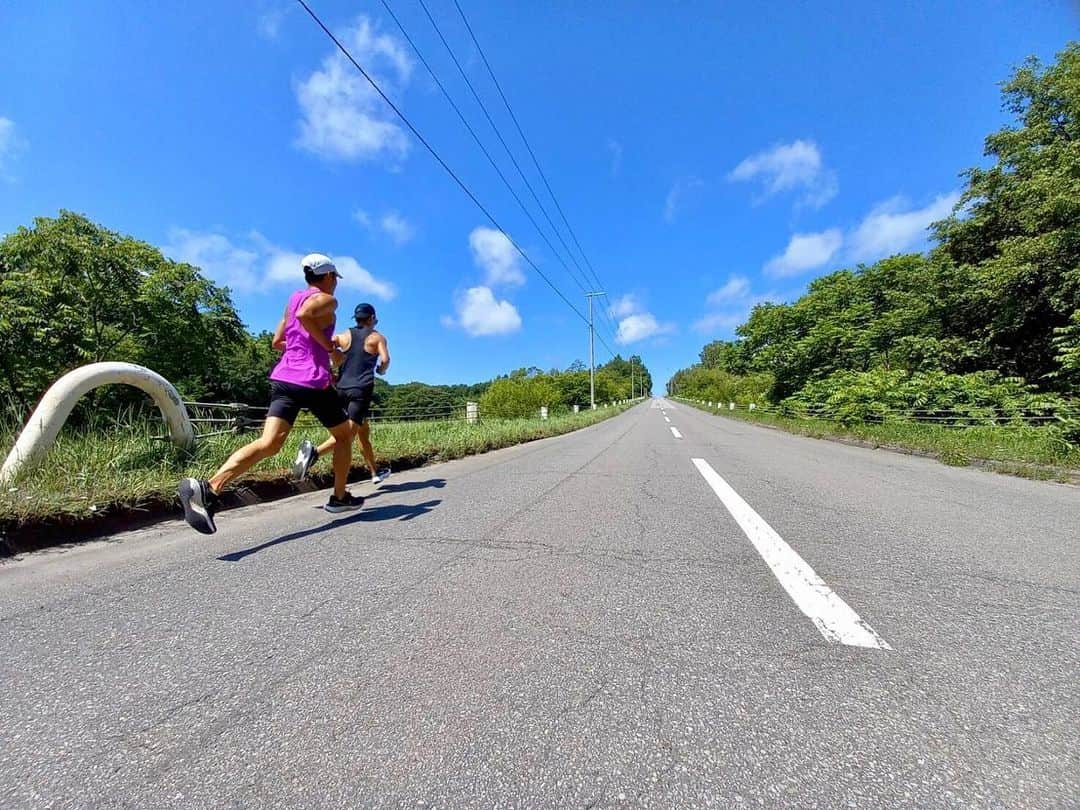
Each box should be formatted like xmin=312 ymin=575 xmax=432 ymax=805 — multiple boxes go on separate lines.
xmin=292 ymin=440 xmax=319 ymax=481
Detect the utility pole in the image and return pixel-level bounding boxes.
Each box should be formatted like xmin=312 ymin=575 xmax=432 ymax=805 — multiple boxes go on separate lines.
xmin=585 ymin=292 xmax=605 ymax=409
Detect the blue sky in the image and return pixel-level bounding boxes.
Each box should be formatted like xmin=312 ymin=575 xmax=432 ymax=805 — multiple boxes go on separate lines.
xmin=0 ymin=2 xmax=1074 ymax=389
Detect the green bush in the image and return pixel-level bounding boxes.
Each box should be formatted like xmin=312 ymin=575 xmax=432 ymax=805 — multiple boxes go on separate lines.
xmin=668 ymin=366 xmax=773 ymax=406
xmin=479 ymin=375 xmax=565 ymax=419
xmin=783 ymin=369 xmax=1073 ymax=426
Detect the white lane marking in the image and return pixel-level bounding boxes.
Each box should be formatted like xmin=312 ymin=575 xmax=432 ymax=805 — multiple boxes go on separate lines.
xmin=670 ymin=426 xmax=683 ymax=439
xmin=664 ymin=416 xmax=671 ymax=423
xmin=691 ymin=458 xmax=892 ymax=650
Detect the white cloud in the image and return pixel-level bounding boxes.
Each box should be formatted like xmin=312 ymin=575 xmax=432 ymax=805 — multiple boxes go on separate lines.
xmin=764 ymin=229 xmax=843 ymax=277
xmin=693 ymin=311 xmax=745 ymax=334
xmin=606 ymin=138 xmax=623 ymax=177
xmin=333 ymin=255 xmax=396 ymax=297
xmin=162 ymin=229 xmax=261 ymax=291
xmin=694 ymin=277 xmax=783 ymax=335
xmin=452 ymin=286 xmax=522 ymax=336
xmin=616 ymin=313 xmax=675 ymax=344
xmin=294 ymin=17 xmax=412 ymax=163
xmin=609 ymin=293 xmax=640 ymax=319
xmin=607 ymin=293 xmax=674 ymax=343
xmin=163 ymin=228 xmax=395 ymax=299
xmin=379 ymin=211 xmax=415 ymax=244
xmin=706 ymin=275 xmax=750 ymax=305
xmin=469 ymin=226 xmax=524 ymax=287
xmin=257 ymin=6 xmax=291 ymax=39
xmin=849 ymin=191 xmax=961 ymax=262
xmin=355 ymin=208 xmax=416 ymax=244
xmin=0 ymin=118 xmax=25 ymax=180
xmin=664 ymin=177 xmax=704 ymax=223
xmin=729 ymin=139 xmax=837 ymax=209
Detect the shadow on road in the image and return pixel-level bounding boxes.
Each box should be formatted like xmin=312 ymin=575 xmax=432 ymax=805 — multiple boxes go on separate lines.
xmin=366 ymin=478 xmax=446 ymax=499
xmin=217 ymin=493 xmax=444 ymax=562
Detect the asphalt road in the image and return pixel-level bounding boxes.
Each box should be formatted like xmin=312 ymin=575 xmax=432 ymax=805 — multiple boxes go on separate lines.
xmin=1 ymin=400 xmax=1077 ymax=808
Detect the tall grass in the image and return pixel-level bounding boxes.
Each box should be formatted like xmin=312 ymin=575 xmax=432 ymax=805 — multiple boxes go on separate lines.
xmin=682 ymin=401 xmax=1080 ymax=472
xmin=0 ymin=405 xmax=631 ymax=521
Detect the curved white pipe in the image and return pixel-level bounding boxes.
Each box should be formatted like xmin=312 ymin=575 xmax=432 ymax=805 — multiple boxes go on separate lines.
xmin=0 ymin=362 xmax=194 ymax=485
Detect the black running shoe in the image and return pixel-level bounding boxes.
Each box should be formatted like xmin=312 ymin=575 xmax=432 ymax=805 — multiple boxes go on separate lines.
xmin=324 ymin=492 xmax=364 ymax=513
xmin=292 ymin=440 xmax=319 ymax=481
xmin=178 ymin=478 xmax=220 ymax=535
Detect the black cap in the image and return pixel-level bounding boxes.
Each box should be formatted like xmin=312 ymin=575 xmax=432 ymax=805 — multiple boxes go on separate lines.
xmin=354 ymin=303 xmax=376 ymax=321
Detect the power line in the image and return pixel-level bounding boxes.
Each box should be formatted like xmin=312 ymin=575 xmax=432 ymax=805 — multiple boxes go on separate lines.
xmin=293 ymin=0 xmax=595 ymax=334
xmin=413 ymin=0 xmax=604 ymax=311
xmin=378 ymin=0 xmax=592 ymax=298
xmin=452 ymin=0 xmax=622 ymax=337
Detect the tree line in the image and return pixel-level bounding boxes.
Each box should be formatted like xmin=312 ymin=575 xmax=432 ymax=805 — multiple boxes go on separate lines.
xmin=669 ymin=44 xmax=1079 ymax=420
xmin=479 ymin=356 xmax=651 ymax=419
xmin=0 ymin=211 xmax=650 ymax=425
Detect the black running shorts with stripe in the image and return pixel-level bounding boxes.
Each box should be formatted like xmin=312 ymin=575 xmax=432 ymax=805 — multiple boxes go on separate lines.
xmin=338 ymin=384 xmax=375 ymax=425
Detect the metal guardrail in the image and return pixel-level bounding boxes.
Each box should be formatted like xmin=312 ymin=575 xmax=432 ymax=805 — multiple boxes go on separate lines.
xmin=671 ymin=397 xmax=1079 ymax=430
xmin=172 ymin=396 xmax=647 ymax=439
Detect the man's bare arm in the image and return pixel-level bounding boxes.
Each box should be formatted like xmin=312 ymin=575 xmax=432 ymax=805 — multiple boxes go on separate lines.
xmin=330 ymin=330 xmax=351 ymax=368
xmin=376 ymin=335 xmax=390 ymax=375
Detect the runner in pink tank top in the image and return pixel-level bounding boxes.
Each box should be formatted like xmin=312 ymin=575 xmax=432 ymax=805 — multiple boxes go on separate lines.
xmin=270 ymin=287 xmax=335 ymax=389
xmin=177 ymin=254 xmax=364 ymax=534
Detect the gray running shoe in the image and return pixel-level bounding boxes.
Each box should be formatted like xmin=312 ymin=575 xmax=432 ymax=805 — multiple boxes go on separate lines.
xmin=178 ymin=478 xmax=220 ymax=535
xmin=325 ymin=492 xmax=364 ymax=513
xmin=371 ymin=467 xmax=391 ymax=485
xmin=292 ymin=440 xmax=319 ymax=481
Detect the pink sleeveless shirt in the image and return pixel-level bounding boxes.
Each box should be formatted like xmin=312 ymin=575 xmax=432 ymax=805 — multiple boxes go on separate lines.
xmin=269 ymin=288 xmax=335 ymax=389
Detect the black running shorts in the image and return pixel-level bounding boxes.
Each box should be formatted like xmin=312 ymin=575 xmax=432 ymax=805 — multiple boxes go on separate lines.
xmin=339 ymin=384 xmax=375 ymax=425
xmin=267 ymin=380 xmax=348 ymax=429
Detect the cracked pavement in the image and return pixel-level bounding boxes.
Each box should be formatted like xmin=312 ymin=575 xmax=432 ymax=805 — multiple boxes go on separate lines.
xmin=1 ymin=401 xmax=1078 ymax=807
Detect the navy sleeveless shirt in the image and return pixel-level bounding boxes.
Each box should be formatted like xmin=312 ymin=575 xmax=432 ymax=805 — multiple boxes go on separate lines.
xmin=337 ymin=326 xmax=379 ymax=390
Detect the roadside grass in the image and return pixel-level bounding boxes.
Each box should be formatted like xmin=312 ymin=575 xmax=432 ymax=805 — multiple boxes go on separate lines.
xmin=0 ymin=405 xmax=630 ymax=523
xmin=680 ymin=401 xmax=1080 ymax=477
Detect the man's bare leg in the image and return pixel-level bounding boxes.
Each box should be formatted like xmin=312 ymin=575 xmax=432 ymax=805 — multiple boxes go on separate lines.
xmin=209 ymin=417 xmax=292 ymax=494
xmin=312 ymin=422 xmax=375 ymax=474
xmin=327 ymin=421 xmax=354 ymax=499
xmin=355 ymin=422 xmax=379 ymax=477
xmin=179 ymin=417 xmax=292 ymax=535
xmin=314 ymin=432 xmax=338 ymax=458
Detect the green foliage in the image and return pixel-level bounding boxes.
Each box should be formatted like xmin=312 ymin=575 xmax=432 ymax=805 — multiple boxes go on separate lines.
xmin=699 ymin=340 xmax=749 ymax=374
xmin=479 ymin=374 xmax=565 ymax=419
xmin=1051 ymin=309 xmax=1080 ymax=391
xmin=377 ymin=381 xmax=487 ymax=419
xmin=782 ymin=369 xmax=1070 ymax=426
xmin=933 ymin=44 xmax=1080 ymax=384
xmin=685 ymin=399 xmax=1080 ymax=471
xmin=215 ymin=331 xmax=279 ymax=405
xmin=938 ymin=445 xmax=972 ymax=467
xmin=667 ymin=365 xmax=773 ymax=405
xmin=0 ymin=211 xmax=247 ymax=416
xmin=482 ymin=355 xmax=652 ymax=415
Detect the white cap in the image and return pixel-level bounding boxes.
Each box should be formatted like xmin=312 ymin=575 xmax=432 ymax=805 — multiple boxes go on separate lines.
xmin=301 ymin=253 xmax=340 ymax=277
